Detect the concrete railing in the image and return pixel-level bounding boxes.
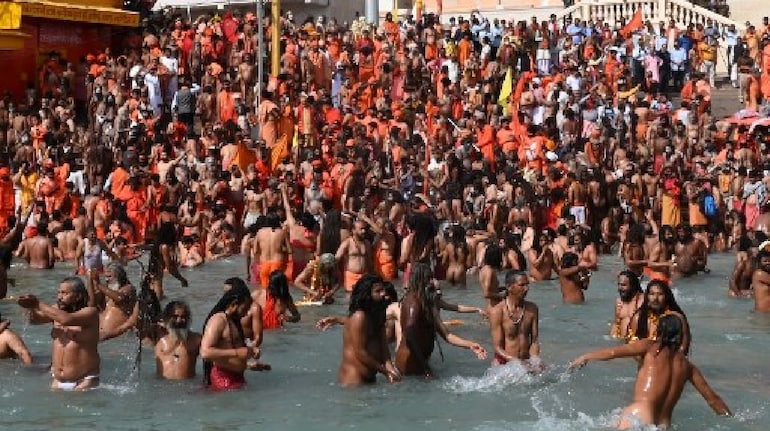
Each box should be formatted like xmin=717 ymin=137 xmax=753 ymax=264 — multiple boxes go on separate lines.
xmin=555 ymin=0 xmax=743 ymax=31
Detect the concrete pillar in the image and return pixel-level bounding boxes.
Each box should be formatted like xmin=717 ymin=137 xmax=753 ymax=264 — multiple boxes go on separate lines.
xmin=366 ymin=0 xmax=379 ymax=25
xmin=271 ymin=0 xmax=280 ymax=77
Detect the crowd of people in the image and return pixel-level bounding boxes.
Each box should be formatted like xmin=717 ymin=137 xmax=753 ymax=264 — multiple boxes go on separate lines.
xmin=5 ymin=5 xmax=770 ymax=428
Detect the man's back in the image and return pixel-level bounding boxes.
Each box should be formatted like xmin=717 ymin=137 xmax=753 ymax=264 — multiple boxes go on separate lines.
xmin=632 ymin=346 xmax=684 ymax=425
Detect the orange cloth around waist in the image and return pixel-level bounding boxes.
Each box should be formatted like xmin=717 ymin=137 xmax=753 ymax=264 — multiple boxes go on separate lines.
xmin=374 ymin=249 xmax=397 ymax=281
xmin=260 ymin=260 xmax=286 ymax=289
xmin=643 ymin=267 xmax=671 ymax=285
xmin=344 ymin=270 xmax=364 ymax=292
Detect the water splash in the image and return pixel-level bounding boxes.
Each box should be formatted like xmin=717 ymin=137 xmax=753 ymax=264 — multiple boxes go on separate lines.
xmin=472 ymin=409 xmax=666 ymax=431
xmin=443 ymin=362 xmax=537 ymax=393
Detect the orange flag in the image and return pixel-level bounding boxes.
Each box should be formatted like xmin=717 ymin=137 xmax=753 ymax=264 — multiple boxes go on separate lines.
xmin=620 ymin=9 xmax=643 ymax=39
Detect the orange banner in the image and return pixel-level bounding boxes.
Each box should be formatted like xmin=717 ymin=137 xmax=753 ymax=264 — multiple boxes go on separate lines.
xmin=17 ymin=1 xmax=139 ymax=27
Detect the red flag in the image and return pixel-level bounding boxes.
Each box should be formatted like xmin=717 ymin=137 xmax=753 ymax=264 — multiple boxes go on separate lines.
xmin=619 ymin=9 xmax=643 ymax=39
xmin=436 ymin=0 xmax=442 ymax=17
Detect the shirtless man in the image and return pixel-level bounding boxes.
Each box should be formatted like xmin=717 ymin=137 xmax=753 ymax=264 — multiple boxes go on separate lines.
xmin=751 ymin=243 xmax=770 ymax=312
xmin=336 ymin=219 xmax=372 ymax=293
xmin=623 ymin=224 xmax=648 ymax=278
xmin=488 ymin=271 xmax=542 ymax=371
xmin=222 ymin=278 xmax=270 ymax=371
xmin=673 ymin=224 xmax=708 ymax=277
xmin=338 ymin=274 xmax=401 ymax=386
xmin=0 ymin=312 xmax=33 ymax=364
xmin=252 ymin=212 xmax=291 ymax=289
xmin=627 ymin=280 xmax=691 ymax=355
xmin=15 ymin=222 xmax=55 ymax=269
xmin=479 ymin=244 xmax=505 ymax=307
xmin=155 ymin=301 xmax=201 ymax=380
xmin=395 ymin=263 xmax=487 ymax=376
xmin=528 ymin=231 xmax=555 ymax=281
xmin=647 ymin=226 xmax=676 ymax=281
xmin=567 ymin=172 xmax=589 ymax=225
xmin=729 ymin=237 xmax=755 ymax=298
xmin=242 ymin=183 xmax=266 ymax=229
xmin=55 ymin=220 xmax=82 ymax=262
xmin=570 ymin=315 xmax=731 ymax=429
xmin=97 ymin=263 xmax=137 ymax=341
xmin=18 ymin=277 xmax=100 ymax=390
xmin=611 ymin=270 xmax=645 ymax=340
xmin=200 ymin=283 xmax=257 ymax=390
xmin=558 ymin=252 xmax=589 ymax=304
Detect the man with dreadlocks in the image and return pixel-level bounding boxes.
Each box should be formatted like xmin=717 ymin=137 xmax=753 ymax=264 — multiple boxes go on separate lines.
xmin=18 ymin=277 xmax=100 ymax=390
xmin=395 ymin=262 xmax=487 ymax=377
xmin=570 ymin=315 xmax=731 ymax=428
xmin=97 ymin=263 xmax=137 ymax=341
xmin=200 ymin=281 xmax=256 ymax=390
xmin=626 ymin=280 xmax=691 ymax=355
xmin=399 ymin=213 xmax=437 ymax=281
xmin=338 ymin=274 xmax=400 ymax=386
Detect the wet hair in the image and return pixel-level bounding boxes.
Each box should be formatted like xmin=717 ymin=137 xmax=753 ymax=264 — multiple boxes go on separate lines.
xmin=636 ymin=280 xmax=687 ymax=340
xmin=484 ymin=243 xmax=503 ymax=269
xmin=298 ymin=212 xmax=319 ymax=230
xmin=561 ymin=252 xmax=579 ymax=268
xmin=62 ymin=276 xmax=88 ymax=311
xmin=348 ymin=274 xmax=387 ymax=334
xmin=202 ymin=281 xmax=252 ymax=385
xmin=656 ymin=314 xmax=684 ymax=351
xmin=318 ymin=209 xmax=342 ymax=254
xmin=407 ymin=213 xmax=437 ymax=261
xmin=267 ymin=271 xmax=292 ymax=301
xmin=264 ymin=212 xmax=281 ymax=229
xmin=224 ymin=277 xmax=249 ymax=292
xmin=618 ymin=270 xmax=643 ymax=295
xmin=107 ymin=262 xmax=130 ymax=286
xmin=62 ymin=219 xmax=74 ymax=231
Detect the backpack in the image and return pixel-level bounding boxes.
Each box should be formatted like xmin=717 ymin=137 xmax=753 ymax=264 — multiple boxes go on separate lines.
xmin=701 ymin=193 xmax=718 ymax=218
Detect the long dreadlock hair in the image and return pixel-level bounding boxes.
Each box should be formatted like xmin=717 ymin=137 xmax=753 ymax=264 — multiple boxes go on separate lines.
xmin=201 ymin=282 xmax=252 ymax=386
xmin=348 ymin=274 xmax=387 ymax=335
xmin=635 ymin=280 xmax=687 ymax=340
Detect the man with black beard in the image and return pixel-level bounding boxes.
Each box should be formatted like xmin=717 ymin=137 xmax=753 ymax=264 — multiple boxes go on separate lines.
xmin=338 ymin=274 xmax=401 ymax=386
xmin=647 ymin=225 xmax=676 ymax=283
xmin=611 ymin=270 xmax=644 ymax=340
xmin=627 ymin=279 xmax=691 ymax=355
xmin=673 ymin=224 xmax=708 ymax=277
xmin=18 ymin=277 xmax=100 ymax=390
xmin=155 ymin=301 xmax=201 ymax=379
xmin=97 ymin=263 xmax=138 ymax=341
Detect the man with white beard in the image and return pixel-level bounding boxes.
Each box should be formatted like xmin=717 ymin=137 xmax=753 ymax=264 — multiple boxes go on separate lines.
xmin=155 ymin=301 xmax=201 ymax=380
xmin=97 ymin=263 xmax=137 ymax=341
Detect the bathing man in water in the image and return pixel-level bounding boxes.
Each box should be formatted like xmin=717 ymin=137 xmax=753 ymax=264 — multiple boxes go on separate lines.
xmin=488 ymin=271 xmax=542 ymax=371
xmin=18 ymin=276 xmax=100 ymax=390
xmin=0 ymin=312 xmax=33 ymax=364
xmin=570 ymin=315 xmax=731 ymax=429
xmin=338 ymin=274 xmax=401 ymax=386
xmin=155 ymin=301 xmax=201 ymax=380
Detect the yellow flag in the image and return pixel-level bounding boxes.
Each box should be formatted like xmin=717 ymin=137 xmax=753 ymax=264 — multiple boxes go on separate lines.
xmin=498 ymin=67 xmax=513 ymax=116
xmin=0 ymin=3 xmax=22 ymax=30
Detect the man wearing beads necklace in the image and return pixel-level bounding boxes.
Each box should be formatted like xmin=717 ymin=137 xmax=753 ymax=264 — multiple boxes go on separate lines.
xmin=488 ymin=271 xmax=543 ymax=372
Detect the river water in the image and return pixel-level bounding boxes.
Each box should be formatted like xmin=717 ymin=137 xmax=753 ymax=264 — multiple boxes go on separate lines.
xmin=1 ymin=253 xmax=768 ymax=430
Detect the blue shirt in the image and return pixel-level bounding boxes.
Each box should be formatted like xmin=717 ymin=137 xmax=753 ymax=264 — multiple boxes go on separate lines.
xmin=669 ymin=47 xmax=688 ymax=71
